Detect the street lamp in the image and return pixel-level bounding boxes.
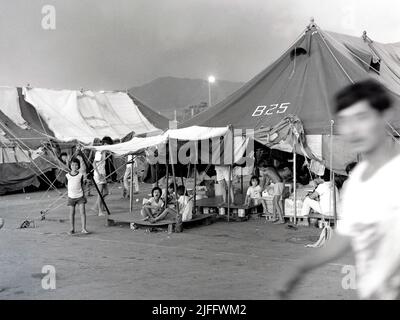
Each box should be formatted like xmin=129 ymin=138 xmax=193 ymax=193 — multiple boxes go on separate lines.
xmin=208 ymin=75 xmax=215 ymax=107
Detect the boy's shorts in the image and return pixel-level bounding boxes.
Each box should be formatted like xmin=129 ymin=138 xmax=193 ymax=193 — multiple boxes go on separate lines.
xmin=67 ymin=196 xmax=87 ymax=207
xmin=273 ymin=183 xmax=284 ymax=197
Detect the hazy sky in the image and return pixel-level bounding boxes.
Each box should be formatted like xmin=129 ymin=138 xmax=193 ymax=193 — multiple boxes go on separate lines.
xmin=0 ymin=0 xmax=399 ymax=90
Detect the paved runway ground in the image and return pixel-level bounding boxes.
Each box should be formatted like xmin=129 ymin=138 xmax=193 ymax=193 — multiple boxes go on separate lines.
xmin=0 ymin=183 xmax=356 ymax=299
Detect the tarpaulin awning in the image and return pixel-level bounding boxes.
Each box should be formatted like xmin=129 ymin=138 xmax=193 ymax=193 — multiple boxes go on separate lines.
xmin=88 ymin=126 xmax=251 ymax=165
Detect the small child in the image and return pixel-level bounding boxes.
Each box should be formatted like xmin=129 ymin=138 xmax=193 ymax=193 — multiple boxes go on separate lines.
xmin=162 ymin=183 xmax=176 ymax=208
xmin=151 ymin=185 xmax=193 ymax=223
xmin=263 ymin=167 xmax=285 ymax=224
xmin=245 ymin=176 xmax=269 ymax=214
xmin=141 ymin=187 xmax=165 ymax=220
xmin=66 ymin=158 xmax=89 ymax=235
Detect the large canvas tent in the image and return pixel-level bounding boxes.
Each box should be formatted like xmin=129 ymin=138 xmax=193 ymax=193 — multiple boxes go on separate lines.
xmin=181 ymin=23 xmax=400 ymax=172
xmin=0 ymin=86 xmax=169 ymax=194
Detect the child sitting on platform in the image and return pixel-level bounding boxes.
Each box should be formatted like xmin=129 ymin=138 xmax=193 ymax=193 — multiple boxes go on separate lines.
xmin=141 ymin=187 xmax=165 ymax=220
xmin=162 ymin=183 xmax=176 ymax=208
xmin=150 ymin=185 xmax=193 ymax=223
xmin=245 ymin=176 xmax=269 ymax=214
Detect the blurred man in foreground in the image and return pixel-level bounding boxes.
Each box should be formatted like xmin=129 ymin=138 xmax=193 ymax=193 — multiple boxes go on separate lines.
xmin=278 ymin=79 xmax=400 ymax=300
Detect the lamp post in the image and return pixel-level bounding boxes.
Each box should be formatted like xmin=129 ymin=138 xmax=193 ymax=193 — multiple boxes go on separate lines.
xmin=208 ymin=75 xmax=215 ymax=107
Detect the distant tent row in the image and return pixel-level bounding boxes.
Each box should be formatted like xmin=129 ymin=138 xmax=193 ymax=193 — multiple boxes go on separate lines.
xmin=181 ymin=23 xmax=400 ymax=173
xmin=0 ymin=87 xmax=169 ymax=194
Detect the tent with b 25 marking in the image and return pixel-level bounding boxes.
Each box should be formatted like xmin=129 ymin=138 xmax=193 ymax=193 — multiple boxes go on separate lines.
xmin=181 ymin=23 xmax=400 ymax=173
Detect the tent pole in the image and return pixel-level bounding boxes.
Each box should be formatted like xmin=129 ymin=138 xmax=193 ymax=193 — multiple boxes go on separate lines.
xmin=240 ymin=167 xmax=243 ymax=195
xmin=193 ymin=143 xmax=197 ymax=214
xmin=330 ymin=120 xmax=337 ymax=228
xmin=293 ymin=146 xmax=297 ymax=225
xmin=227 ymin=124 xmax=234 ymax=222
xmin=78 ymin=149 xmax=111 ymax=226
xmin=193 ymin=162 xmax=197 ymax=214
xmin=169 ymin=138 xmax=181 ymax=231
xmin=129 ymin=157 xmax=134 ymax=214
xmin=156 ymin=163 xmax=159 ymax=187
xmin=165 ymin=158 xmax=169 ymax=210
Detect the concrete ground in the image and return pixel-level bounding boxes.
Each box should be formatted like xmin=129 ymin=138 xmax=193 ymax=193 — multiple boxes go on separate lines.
xmin=0 ymin=182 xmax=357 ymax=300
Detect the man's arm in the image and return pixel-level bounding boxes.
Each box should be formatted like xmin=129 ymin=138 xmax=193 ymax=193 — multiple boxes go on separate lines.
xmin=308 ymin=191 xmax=319 ymax=200
xmin=277 ymin=232 xmax=352 ymax=299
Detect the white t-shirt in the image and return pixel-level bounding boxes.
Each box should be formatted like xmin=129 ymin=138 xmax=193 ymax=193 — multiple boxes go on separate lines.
xmin=215 ymin=165 xmax=232 ymax=182
xmin=66 ymin=172 xmax=84 ymax=199
xmin=337 ymin=154 xmax=400 ymax=299
xmin=315 ymin=182 xmax=338 ymax=216
xmin=145 ymin=197 xmax=164 ymax=209
xmin=247 ymin=185 xmax=262 ymax=199
xmin=178 ymin=195 xmax=193 ymax=222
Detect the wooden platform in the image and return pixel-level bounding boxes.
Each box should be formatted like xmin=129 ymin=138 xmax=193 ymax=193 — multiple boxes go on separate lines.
xmin=108 ymin=213 xmax=216 ymax=233
xmin=280 ymin=213 xmax=336 ymax=227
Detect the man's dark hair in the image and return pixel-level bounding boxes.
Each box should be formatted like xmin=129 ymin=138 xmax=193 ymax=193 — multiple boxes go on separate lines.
xmin=151 ymin=187 xmax=162 ymax=197
xmin=176 ymin=185 xmax=186 ymax=196
xmin=335 ymin=79 xmax=392 ymax=114
xmin=345 ymin=162 xmax=357 ymax=175
xmin=69 ymin=158 xmax=81 ymax=170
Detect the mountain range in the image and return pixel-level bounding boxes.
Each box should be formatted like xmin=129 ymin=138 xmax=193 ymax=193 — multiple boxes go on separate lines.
xmin=129 ymin=76 xmax=243 ymax=120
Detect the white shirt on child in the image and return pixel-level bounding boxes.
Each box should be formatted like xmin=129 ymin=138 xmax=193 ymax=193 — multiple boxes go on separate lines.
xmin=66 ymin=172 xmax=84 ymax=199
xmin=247 ymin=185 xmax=262 ymax=199
xmin=145 ymin=197 xmax=164 ymax=209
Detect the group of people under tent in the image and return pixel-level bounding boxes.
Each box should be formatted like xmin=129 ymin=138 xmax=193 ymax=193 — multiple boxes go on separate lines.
xmin=211 ymin=159 xmax=356 ymax=225
xmin=133 ymin=146 xmax=357 ymax=225
xmin=56 ymin=131 xmax=357 ymax=227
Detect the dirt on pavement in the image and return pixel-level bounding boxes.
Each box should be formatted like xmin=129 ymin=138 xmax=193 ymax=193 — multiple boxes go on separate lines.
xmin=0 ymin=182 xmax=356 ymax=300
